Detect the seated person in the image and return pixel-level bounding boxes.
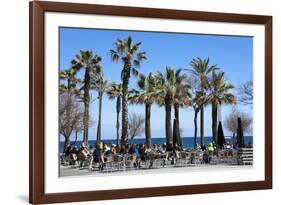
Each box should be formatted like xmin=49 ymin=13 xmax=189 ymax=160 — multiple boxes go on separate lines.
xmin=201 ymin=144 xmax=206 ymax=151
xmin=70 ymin=146 xmax=78 ymax=154
xmin=173 ymin=143 xmax=182 ymax=151
xmin=81 ymin=146 xmax=90 ymax=157
xmin=166 ymin=143 xmax=173 ymax=152
xmin=133 ymin=145 xmax=139 ymax=156
xmin=64 ymin=145 xmax=72 ymax=157
xmin=128 ymin=144 xmax=140 ymax=167
xmin=103 ymin=144 xmax=110 ymax=153
xmin=120 ymin=144 xmax=128 ymax=155
xmin=161 ymin=143 xmax=167 ymax=153
xmin=61 ymin=145 xmax=72 ymax=165
xmin=77 ymin=145 xmax=92 ymax=168
xmin=171 ymin=143 xmax=180 ymax=164
xmin=128 ymin=144 xmax=134 ymax=155
xmin=105 ymin=145 xmax=116 ymax=155
xmin=195 ymin=143 xmax=201 ymax=150
xmin=207 ymin=143 xmax=214 ymax=152
xmin=138 ymin=144 xmax=147 ymax=161
xmin=93 ymin=144 xmax=104 ymax=162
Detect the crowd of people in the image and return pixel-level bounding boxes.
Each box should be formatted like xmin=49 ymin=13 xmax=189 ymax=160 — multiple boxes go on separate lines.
xmin=62 ymin=140 xmax=245 ymax=171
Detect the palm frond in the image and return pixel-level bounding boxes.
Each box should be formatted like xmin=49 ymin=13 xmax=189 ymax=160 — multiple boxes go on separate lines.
xmin=137 ymin=52 xmax=147 ymax=62
xmin=137 ymin=74 xmax=146 ymax=90
xmin=130 ymin=42 xmax=142 ymax=54
xmin=132 ymin=67 xmax=139 ymax=77
xmin=109 ymin=49 xmax=120 ymax=62
xmin=133 ymin=59 xmax=140 ymax=67
xmin=126 ymin=36 xmax=132 ymax=51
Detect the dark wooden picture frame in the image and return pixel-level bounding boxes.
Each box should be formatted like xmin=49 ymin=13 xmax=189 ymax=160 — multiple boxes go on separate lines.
xmin=29 ymin=1 xmax=272 ymax=204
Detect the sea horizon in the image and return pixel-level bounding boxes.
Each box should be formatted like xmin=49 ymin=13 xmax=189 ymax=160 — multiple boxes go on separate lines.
xmin=59 ymin=136 xmax=253 ymax=153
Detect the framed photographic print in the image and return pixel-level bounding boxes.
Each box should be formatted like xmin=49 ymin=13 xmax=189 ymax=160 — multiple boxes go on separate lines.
xmin=29 ymin=1 xmax=272 ymax=204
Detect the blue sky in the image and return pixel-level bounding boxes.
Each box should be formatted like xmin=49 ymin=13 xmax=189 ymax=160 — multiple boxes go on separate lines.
xmin=59 ymin=27 xmax=253 ymax=141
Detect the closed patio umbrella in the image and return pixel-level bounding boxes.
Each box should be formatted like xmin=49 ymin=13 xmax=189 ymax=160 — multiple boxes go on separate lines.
xmin=217 ymin=121 xmax=225 ymax=149
xmin=237 ymin=117 xmax=244 ymax=148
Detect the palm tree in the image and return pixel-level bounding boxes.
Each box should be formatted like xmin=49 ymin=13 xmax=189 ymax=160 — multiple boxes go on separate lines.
xmin=110 ymin=36 xmax=147 ymax=146
xmin=206 ymin=71 xmax=236 ymax=143
xmin=59 ymin=68 xmax=80 ymax=152
xmin=91 ymin=70 xmax=111 ymax=145
xmin=187 ymin=57 xmax=218 ymax=147
xmin=155 ymin=67 xmax=187 ymax=149
xmin=190 ymin=91 xmax=207 ymax=147
xmin=107 ymin=83 xmax=123 ymax=147
xmin=173 ymin=78 xmax=191 ymax=147
xmin=71 ymin=50 xmax=102 ymax=147
xmin=59 ymin=68 xmax=79 ymax=93
xmin=130 ymin=73 xmax=159 ymax=148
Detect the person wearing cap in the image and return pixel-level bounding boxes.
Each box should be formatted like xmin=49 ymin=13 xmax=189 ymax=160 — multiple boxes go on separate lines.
xmin=99 ymin=142 xmax=103 ymax=150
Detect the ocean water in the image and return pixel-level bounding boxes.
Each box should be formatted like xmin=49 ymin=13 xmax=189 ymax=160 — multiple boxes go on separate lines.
xmin=59 ymin=136 xmax=253 ymax=153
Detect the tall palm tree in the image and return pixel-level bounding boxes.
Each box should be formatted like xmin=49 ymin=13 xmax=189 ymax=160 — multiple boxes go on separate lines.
xmin=91 ymin=70 xmax=111 ymax=145
xmin=110 ymin=36 xmax=147 ymax=146
xmin=190 ymin=91 xmax=208 ymax=147
xmin=156 ymin=67 xmax=187 ymax=149
xmin=187 ymin=57 xmax=218 ymax=147
xmin=173 ymin=78 xmax=191 ymax=147
xmin=130 ymin=73 xmax=159 ymax=148
xmin=71 ymin=50 xmax=102 ymax=147
xmin=206 ymin=71 xmax=236 ymax=143
xmin=107 ymin=83 xmax=123 ymax=147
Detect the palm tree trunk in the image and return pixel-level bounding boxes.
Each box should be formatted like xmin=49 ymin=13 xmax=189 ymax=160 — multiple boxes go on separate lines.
xmin=65 ymin=81 xmax=72 ymax=138
xmin=173 ymin=119 xmax=177 ymax=146
xmin=145 ymin=103 xmax=152 ymax=148
xmin=63 ymin=136 xmax=71 ymax=153
xmin=82 ymin=68 xmax=90 ymax=147
xmin=121 ymin=63 xmax=131 ymax=146
xmin=96 ymin=91 xmax=103 ymax=145
xmin=232 ymin=132 xmax=236 ymax=144
xmin=212 ymin=102 xmax=218 ymax=143
xmin=173 ymin=104 xmax=181 ymax=147
xmin=71 ymin=129 xmax=78 ymax=146
xmin=116 ymin=96 xmax=121 ymax=147
xmin=200 ymin=107 xmax=204 ymax=147
xmin=64 ymin=80 xmax=72 ymax=152
xmin=193 ymin=108 xmax=199 ymax=148
xmin=82 ymin=104 xmax=89 ymax=147
xmin=165 ymin=98 xmax=173 ymax=149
